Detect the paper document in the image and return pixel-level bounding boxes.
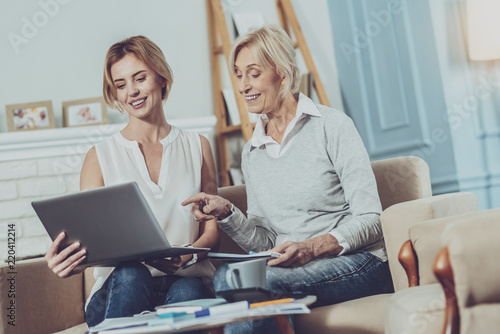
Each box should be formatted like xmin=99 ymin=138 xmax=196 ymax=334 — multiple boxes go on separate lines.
xmin=208 ymin=251 xmax=280 ymax=262
xmin=155 ymin=298 xmax=226 ymax=316
xmin=88 ymin=312 xmax=157 ymax=333
xmin=89 ymin=300 xmax=312 ymax=334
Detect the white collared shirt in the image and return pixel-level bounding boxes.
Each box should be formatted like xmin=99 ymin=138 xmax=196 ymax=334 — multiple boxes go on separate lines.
xmin=250 ymin=93 xmax=322 ymax=158
xmin=235 ymin=93 xmax=350 ymax=255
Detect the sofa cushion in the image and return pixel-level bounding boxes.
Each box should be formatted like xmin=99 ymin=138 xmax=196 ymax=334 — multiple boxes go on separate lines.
xmin=295 ymin=294 xmax=390 ymax=334
xmin=441 ymin=209 xmax=500 ymax=332
xmin=409 ymin=217 xmax=459 ymax=286
xmin=218 ymin=184 xmax=247 ymax=214
xmin=84 ymin=267 xmax=96 ymax=301
xmin=371 ymin=156 xmax=431 ymax=211
xmin=53 ymin=322 xmax=88 ymax=334
xmin=442 ymin=209 xmax=500 ymax=307
xmin=460 ymin=304 xmax=500 ymax=334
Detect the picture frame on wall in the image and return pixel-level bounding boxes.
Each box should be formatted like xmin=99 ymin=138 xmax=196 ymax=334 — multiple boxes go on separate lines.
xmin=62 ymin=97 xmax=108 ymax=127
xmin=5 ymin=100 xmax=55 ymax=132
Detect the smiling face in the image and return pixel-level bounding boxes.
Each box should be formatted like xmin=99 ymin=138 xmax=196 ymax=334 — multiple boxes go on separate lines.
xmin=234 ymin=47 xmax=284 ymax=115
xmin=110 ymin=53 xmax=165 ymax=120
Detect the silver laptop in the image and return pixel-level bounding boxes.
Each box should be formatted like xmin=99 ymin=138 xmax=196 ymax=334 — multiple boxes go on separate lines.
xmin=32 ymin=182 xmax=209 ymax=268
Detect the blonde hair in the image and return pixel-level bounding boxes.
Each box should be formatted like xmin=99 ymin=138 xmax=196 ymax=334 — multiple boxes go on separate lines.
xmin=103 ymin=35 xmax=174 ymax=112
xmin=229 ymin=25 xmax=300 ymax=101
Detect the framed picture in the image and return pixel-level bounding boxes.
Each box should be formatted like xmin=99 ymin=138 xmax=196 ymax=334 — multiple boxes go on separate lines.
xmin=62 ymin=97 xmax=108 ymax=127
xmin=5 ymin=100 xmax=55 ymax=132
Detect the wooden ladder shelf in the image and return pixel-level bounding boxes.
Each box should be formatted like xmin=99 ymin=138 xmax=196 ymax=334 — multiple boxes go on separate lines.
xmin=207 ymin=0 xmax=330 ymax=186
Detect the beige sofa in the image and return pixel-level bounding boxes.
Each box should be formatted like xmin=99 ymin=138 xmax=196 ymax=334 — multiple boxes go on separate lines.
xmin=0 ymin=156 xmax=479 ymax=334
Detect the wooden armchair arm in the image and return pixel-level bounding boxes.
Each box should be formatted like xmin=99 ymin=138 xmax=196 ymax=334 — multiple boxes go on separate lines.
xmin=433 ymin=247 xmax=459 ymax=334
xmin=398 ymin=240 xmax=419 ymax=287
xmin=381 ymin=192 xmax=477 ymax=291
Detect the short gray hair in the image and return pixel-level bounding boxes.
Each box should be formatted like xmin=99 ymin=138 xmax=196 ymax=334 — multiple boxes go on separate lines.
xmin=229 ymin=25 xmax=300 ymax=101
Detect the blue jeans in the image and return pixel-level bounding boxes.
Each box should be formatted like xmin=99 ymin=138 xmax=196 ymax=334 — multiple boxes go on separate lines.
xmin=85 ymin=262 xmax=212 ymax=328
xmin=213 ymin=252 xmax=393 ymax=334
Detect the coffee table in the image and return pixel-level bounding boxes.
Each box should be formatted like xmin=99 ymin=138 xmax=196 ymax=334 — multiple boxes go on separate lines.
xmin=94 ymin=296 xmax=316 ymax=334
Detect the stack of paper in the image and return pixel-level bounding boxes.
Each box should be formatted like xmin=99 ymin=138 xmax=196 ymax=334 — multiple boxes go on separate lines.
xmin=155 ymin=298 xmax=226 ymax=318
xmin=207 ymin=251 xmax=281 ymax=262
xmin=88 ymin=297 xmax=313 ymax=333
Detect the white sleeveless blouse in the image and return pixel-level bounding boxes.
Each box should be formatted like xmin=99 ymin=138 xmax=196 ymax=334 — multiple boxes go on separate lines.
xmin=85 ymin=126 xmax=215 ymax=309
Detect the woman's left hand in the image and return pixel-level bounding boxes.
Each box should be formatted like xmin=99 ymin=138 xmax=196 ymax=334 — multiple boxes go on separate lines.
xmin=145 ymin=254 xmax=192 ymax=275
xmin=266 ymin=234 xmax=344 ymax=268
xmin=266 ymin=241 xmax=315 ymax=267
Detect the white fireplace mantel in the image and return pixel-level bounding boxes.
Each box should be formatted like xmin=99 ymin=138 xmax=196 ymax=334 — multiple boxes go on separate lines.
xmin=0 ymin=116 xmax=217 ymax=162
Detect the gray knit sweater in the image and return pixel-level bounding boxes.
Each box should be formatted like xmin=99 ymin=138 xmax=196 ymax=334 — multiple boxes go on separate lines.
xmin=219 ymin=104 xmax=387 ymax=261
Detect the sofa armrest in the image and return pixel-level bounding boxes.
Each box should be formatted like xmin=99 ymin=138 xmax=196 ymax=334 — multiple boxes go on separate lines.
xmin=400 ymin=211 xmax=460 ymax=288
xmin=433 ymin=209 xmax=500 ymax=334
xmin=0 ymin=257 xmax=85 ymax=334
xmin=442 ymin=208 xmax=500 ymax=307
xmin=408 ymin=213 xmax=471 ymax=286
xmin=381 ymin=192 xmax=478 ymax=291
xmin=218 ymin=185 xmax=247 ymax=214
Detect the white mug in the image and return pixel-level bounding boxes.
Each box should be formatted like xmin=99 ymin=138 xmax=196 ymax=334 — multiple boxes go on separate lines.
xmin=226 ymin=258 xmax=267 ymax=290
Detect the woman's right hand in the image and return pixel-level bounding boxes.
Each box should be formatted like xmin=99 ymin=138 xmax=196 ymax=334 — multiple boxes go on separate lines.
xmin=182 ymin=192 xmax=233 ymax=222
xmin=45 ymin=232 xmax=87 ymax=278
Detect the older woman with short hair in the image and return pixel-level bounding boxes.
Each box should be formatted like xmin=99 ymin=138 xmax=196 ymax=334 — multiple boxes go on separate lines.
xmin=183 ymin=25 xmax=393 ymax=333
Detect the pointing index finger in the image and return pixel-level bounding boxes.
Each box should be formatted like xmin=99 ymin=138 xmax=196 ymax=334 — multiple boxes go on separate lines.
xmin=181 ymin=193 xmax=206 ymax=206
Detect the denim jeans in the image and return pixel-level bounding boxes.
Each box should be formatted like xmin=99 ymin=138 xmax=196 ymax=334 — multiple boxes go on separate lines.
xmin=85 ymin=262 xmax=212 ymax=328
xmin=213 ymin=252 xmax=394 ymax=334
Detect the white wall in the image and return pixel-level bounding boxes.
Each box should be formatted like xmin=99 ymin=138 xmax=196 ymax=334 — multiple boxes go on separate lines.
xmin=0 ymin=0 xmax=213 ymax=131
xmin=0 ymin=0 xmax=343 ymax=133
xmin=429 ymin=0 xmax=500 ymax=209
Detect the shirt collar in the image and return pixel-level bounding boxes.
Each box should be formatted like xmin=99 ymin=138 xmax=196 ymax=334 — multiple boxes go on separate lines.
xmin=250 ymin=93 xmax=321 ymax=148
